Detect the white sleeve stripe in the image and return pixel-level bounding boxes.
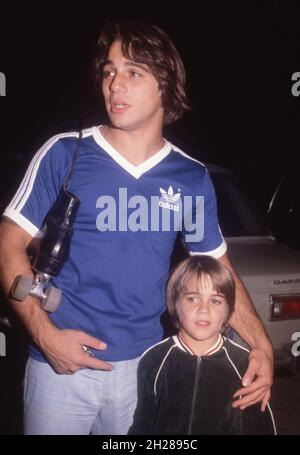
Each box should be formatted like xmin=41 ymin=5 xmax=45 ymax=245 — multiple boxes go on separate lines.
xmin=10 ymin=134 xmax=64 ymax=210
xmin=8 ymin=131 xmax=83 ymax=212
xmin=226 ymin=338 xmax=250 ymax=353
xmin=15 ymin=145 xmax=52 ymax=212
xmin=140 ymin=338 xmax=170 ymax=360
xmin=267 ymin=402 xmax=278 ymax=435
xmin=222 ymin=346 xmax=243 ymax=380
xmin=154 ymin=345 xmax=176 ymax=396
xmin=3 ymin=207 xmax=39 ymax=237
xmin=223 ymin=346 xmax=277 ymax=435
xmin=172 ymin=144 xmax=206 ymax=168
xmin=189 ymin=239 xmax=227 ymax=259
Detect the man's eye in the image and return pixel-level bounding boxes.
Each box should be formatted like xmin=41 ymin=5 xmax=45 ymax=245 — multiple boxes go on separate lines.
xmin=130 ymin=70 xmax=141 ymax=78
xmin=103 ymin=70 xmax=115 ymax=78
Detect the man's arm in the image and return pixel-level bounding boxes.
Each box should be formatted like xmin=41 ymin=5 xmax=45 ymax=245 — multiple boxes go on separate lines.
xmin=218 ymin=253 xmax=273 ymax=411
xmin=0 ymin=218 xmax=112 ymax=373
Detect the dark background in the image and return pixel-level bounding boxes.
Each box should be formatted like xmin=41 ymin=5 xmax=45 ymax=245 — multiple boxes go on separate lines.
xmin=0 ymin=0 xmax=299 ymax=434
xmin=0 ymin=1 xmax=299 ymax=224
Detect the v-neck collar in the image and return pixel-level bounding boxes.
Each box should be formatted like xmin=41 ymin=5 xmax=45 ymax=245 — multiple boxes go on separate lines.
xmin=92 ymin=125 xmax=172 ymax=179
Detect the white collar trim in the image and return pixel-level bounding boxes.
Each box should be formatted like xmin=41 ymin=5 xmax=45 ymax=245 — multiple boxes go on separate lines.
xmin=92 ymin=125 xmax=172 ymax=179
xmin=173 ymin=333 xmax=224 ymax=357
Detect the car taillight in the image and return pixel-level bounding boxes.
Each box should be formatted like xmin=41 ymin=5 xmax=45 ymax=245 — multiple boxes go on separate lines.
xmin=270 ymin=294 xmax=300 ymax=320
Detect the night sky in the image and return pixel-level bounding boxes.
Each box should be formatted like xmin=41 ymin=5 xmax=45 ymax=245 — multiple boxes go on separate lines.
xmin=0 ymin=1 xmax=299 ymax=244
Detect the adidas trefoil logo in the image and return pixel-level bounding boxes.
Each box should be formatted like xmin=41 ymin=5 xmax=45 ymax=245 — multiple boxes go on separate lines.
xmin=159 ymin=186 xmax=181 ymax=212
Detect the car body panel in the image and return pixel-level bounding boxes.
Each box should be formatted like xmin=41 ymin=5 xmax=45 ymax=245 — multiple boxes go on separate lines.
xmin=208 ymin=167 xmax=300 ymax=367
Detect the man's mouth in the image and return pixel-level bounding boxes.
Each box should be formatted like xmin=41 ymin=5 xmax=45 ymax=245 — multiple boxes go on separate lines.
xmin=110 ymin=101 xmax=130 ymax=113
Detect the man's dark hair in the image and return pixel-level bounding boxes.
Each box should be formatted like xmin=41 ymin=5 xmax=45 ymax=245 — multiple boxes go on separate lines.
xmin=95 ymin=20 xmax=190 ymax=125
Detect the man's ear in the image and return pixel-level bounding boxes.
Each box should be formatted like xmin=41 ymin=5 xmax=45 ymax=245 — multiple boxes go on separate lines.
xmin=158 ymin=92 xmax=164 ymax=111
xmin=157 ymin=82 xmax=162 ymax=97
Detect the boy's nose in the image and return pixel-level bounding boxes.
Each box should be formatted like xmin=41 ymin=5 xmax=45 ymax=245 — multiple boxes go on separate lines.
xmin=197 ymin=301 xmax=210 ymax=313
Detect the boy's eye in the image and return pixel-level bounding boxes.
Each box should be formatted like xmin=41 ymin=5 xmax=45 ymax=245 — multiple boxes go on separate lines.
xmin=211 ymin=299 xmax=222 ymax=305
xmin=186 ymin=296 xmax=198 ymax=303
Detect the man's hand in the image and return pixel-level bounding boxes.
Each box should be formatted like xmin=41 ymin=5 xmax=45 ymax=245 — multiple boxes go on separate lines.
xmin=40 ymin=327 xmax=113 ymax=374
xmin=232 ymin=347 xmax=273 ymax=411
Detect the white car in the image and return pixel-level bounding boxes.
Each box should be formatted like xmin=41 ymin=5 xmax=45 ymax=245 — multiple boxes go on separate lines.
xmin=208 ymin=164 xmax=300 ymax=369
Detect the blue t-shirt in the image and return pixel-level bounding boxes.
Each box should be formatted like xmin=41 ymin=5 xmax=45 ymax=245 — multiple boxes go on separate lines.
xmin=4 ymin=126 xmax=226 ymax=361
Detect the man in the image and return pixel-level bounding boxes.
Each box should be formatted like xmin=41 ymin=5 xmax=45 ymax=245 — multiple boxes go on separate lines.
xmin=0 ymin=20 xmax=273 ymax=435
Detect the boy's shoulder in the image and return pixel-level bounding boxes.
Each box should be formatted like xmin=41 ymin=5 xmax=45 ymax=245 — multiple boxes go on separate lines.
xmin=139 ymin=337 xmax=176 ymax=369
xmin=222 ymin=336 xmax=250 ymax=374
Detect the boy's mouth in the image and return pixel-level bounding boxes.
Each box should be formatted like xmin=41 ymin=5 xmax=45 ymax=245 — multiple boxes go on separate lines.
xmin=196 ymin=320 xmax=210 ymax=327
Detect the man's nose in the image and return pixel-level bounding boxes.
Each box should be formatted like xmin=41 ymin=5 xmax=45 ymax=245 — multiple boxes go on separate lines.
xmin=110 ymin=73 xmax=126 ymax=92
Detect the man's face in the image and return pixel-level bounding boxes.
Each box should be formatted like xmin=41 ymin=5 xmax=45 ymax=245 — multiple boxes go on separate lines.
xmin=176 ymin=274 xmax=229 ymax=351
xmin=101 ymin=41 xmax=164 ymax=132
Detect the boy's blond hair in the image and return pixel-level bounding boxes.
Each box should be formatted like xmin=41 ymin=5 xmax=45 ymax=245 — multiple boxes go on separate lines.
xmin=166 ymin=256 xmax=235 ymax=329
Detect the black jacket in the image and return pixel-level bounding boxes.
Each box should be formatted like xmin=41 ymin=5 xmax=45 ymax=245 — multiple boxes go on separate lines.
xmin=128 ymin=335 xmax=276 ymax=435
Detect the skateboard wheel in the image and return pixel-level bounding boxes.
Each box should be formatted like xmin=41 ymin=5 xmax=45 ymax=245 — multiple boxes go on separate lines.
xmin=41 ymin=287 xmax=62 ymax=312
xmin=10 ymin=275 xmax=33 ymax=301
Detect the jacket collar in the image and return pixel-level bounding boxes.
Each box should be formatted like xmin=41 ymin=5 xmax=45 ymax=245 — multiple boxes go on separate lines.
xmin=173 ymin=333 xmax=224 ymax=357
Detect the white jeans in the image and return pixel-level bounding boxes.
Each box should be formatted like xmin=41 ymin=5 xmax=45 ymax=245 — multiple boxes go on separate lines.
xmin=23 ymin=356 xmax=140 ymax=435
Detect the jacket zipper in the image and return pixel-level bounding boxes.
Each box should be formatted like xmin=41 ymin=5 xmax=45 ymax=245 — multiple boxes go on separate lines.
xmin=187 ymin=357 xmax=201 ymax=434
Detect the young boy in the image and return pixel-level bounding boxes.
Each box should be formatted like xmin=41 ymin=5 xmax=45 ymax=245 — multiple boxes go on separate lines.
xmin=128 ymin=256 xmax=276 ymax=435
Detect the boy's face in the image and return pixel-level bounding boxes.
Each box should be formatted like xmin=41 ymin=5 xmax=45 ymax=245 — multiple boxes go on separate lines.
xmin=101 ymin=40 xmax=164 ymax=133
xmin=176 ymin=274 xmax=229 ymax=353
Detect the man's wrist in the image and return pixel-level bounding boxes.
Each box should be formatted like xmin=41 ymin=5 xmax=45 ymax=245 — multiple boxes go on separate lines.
xmin=11 ymin=294 xmax=58 ymax=349
xmin=250 ymin=342 xmax=274 ymax=366
xmin=32 ymin=313 xmax=59 ymax=350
